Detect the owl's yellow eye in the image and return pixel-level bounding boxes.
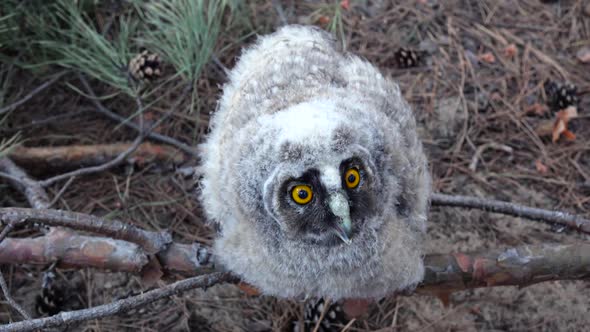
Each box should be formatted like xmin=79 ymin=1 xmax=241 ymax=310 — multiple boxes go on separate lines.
xmin=291 ymin=185 xmax=313 ymax=205
xmin=344 ymin=168 xmax=360 ymax=189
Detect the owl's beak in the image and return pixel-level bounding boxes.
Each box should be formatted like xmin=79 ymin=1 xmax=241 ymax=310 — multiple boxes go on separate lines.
xmin=327 ymin=192 xmax=353 ymax=245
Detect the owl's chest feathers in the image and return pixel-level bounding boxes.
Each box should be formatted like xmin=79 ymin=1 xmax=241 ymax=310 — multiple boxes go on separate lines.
xmin=218 ymin=211 xmax=386 ymax=274
xmin=216 ymin=211 xmax=424 ymax=299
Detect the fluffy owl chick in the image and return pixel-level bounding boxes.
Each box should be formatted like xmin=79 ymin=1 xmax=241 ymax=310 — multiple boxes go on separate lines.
xmin=200 ymin=25 xmax=431 ymax=300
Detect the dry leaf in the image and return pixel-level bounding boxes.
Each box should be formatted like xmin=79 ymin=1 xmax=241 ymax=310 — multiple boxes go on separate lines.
xmin=524 ymin=103 xmax=548 ymax=116
xmin=552 ymin=106 xmax=578 ymax=142
xmin=238 ymin=282 xmax=261 ymax=296
xmin=559 ymin=105 xmax=578 ymax=121
xmin=552 ymin=117 xmax=566 ymax=142
xmin=342 ymin=299 xmax=372 ymax=318
xmin=503 ymin=44 xmax=517 ymax=58
xmin=576 ymin=47 xmax=590 ymax=63
xmin=490 ymin=92 xmax=502 ymax=101
xmin=317 ymin=15 xmax=330 ymax=25
xmin=478 ymin=52 xmax=496 ymax=63
xmin=340 ymin=0 xmax=350 ymax=10
xmin=140 ymin=257 xmax=164 ymax=287
xmin=535 ymin=159 xmax=548 ymax=174
xmin=562 ymin=130 xmax=576 ymax=141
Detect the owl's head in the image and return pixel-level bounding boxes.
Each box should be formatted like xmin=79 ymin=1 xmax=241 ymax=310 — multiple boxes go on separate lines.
xmin=235 ymin=98 xmax=409 ymax=247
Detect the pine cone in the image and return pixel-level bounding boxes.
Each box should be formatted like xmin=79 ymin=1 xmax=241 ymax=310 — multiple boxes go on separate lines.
xmin=129 ymin=50 xmax=163 ymax=81
xmin=35 ymin=286 xmax=65 ymax=316
xmin=544 ymin=81 xmax=578 ymax=111
xmin=35 ymin=271 xmax=65 ymax=316
xmin=393 ymin=48 xmax=422 ymax=68
xmin=292 ymin=298 xmax=348 ymax=332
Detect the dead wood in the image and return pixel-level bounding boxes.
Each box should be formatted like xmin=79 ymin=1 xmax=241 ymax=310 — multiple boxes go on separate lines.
xmin=0 ymin=207 xmax=172 ymax=254
xmin=9 ymin=143 xmax=187 ymax=171
xmin=0 ymin=228 xmax=148 ymax=272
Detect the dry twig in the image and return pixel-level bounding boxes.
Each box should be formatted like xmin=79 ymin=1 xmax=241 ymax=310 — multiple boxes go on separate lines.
xmin=0 ymin=272 xmax=236 ymax=332
xmin=9 ymin=143 xmax=186 ymax=171
xmin=0 ymin=71 xmax=67 ymax=116
xmin=431 ymin=193 xmax=590 ymax=235
xmin=78 ymin=75 xmax=199 ymax=158
xmin=37 ymin=95 xmax=148 ymax=187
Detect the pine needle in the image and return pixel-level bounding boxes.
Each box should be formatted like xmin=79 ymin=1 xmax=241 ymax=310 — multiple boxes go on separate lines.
xmin=35 ymin=1 xmax=137 ymax=95
xmin=135 ymin=0 xmax=229 ymax=84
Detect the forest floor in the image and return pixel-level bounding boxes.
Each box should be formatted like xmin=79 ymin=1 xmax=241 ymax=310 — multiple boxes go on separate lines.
xmin=1 ymin=0 xmax=589 ymax=331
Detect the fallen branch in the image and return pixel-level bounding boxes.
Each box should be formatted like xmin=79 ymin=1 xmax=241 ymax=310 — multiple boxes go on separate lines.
xmin=2 ymin=232 xmax=587 ymax=288
xmin=419 ymin=243 xmax=590 ymax=294
xmin=430 ymin=193 xmax=590 ymax=235
xmin=37 ymin=97 xmax=148 ymax=188
xmin=38 ymin=133 xmax=145 ymax=187
xmin=9 ymin=143 xmax=187 ymax=171
xmin=0 ymin=228 xmax=148 ymax=272
xmin=0 ymin=233 xmax=213 ymax=275
xmin=0 ymin=272 xmax=236 ymax=332
xmin=0 ymin=207 xmax=172 ymax=254
xmin=0 ymin=240 xmax=588 ymax=332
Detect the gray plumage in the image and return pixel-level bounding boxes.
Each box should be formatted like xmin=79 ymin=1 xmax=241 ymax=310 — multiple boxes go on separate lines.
xmin=199 ymin=25 xmax=431 ymax=300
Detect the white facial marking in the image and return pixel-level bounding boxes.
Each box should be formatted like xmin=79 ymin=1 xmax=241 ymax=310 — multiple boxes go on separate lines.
xmin=319 ymin=165 xmax=341 ymax=190
xmin=257 ymin=99 xmax=340 ymax=145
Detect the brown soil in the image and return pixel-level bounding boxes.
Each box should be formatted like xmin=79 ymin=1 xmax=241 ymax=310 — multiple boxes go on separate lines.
xmin=1 ymin=0 xmax=589 ymax=331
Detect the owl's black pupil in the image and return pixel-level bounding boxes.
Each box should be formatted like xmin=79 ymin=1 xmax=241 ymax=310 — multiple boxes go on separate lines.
xmin=348 ymin=174 xmax=356 ymax=183
xmin=298 ymin=190 xmax=308 ymax=199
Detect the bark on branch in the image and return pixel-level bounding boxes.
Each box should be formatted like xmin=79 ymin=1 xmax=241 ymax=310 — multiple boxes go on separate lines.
xmin=0 ymin=228 xmax=148 ymax=272
xmin=0 ymin=207 xmax=171 ymax=254
xmin=0 ymin=233 xmax=212 ymax=275
xmin=9 ymin=143 xmax=187 ymax=172
xmin=419 ymin=243 xmax=590 ymax=294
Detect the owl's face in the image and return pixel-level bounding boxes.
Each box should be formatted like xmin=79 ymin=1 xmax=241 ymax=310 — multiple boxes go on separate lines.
xmin=255 ymin=101 xmax=388 ymax=247
xmin=264 ymin=152 xmax=378 ymax=246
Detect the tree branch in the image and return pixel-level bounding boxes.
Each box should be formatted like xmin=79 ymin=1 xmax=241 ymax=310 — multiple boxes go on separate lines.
xmin=0 ymin=228 xmax=148 ymax=272
xmin=419 ymin=243 xmax=590 ymax=294
xmin=38 ymin=133 xmax=146 ymax=187
xmin=9 ymin=143 xmax=187 ymax=171
xmin=430 ymin=193 xmax=590 ymax=235
xmin=0 ymin=207 xmax=171 ymax=254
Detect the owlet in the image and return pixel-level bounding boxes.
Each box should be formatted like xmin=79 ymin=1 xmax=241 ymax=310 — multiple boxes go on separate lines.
xmin=200 ymin=25 xmax=431 ymax=300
